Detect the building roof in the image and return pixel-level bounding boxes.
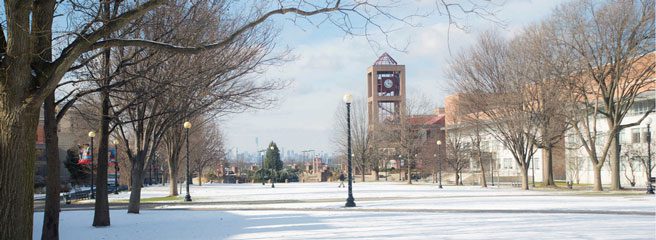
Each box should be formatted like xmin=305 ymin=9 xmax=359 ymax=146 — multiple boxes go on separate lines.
xmin=373 ymin=52 xmax=398 ymax=65
xmin=408 ymin=114 xmax=444 ymax=126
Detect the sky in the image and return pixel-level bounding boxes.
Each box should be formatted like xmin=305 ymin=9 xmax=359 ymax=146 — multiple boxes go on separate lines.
xmin=221 ymin=0 xmax=570 ymax=155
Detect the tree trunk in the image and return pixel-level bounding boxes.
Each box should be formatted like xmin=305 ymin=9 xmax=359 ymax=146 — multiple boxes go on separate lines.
xmin=478 ymin=154 xmax=487 ymax=188
xmin=92 ymin=87 xmax=111 ymax=226
xmin=455 ymin=172 xmax=460 ymax=186
xmin=610 ymin=134 xmax=621 ymax=190
xmin=520 ymin=165 xmax=529 ymax=190
xmin=198 ymin=166 xmax=203 ymax=186
xmin=0 ymin=106 xmax=40 ymax=240
xmin=407 ymin=162 xmax=412 ymax=184
xmin=127 ymin=154 xmax=145 ymax=213
xmin=361 ymin=164 xmax=366 ymax=182
xmin=593 ymin=165 xmax=603 ymax=191
xmin=168 ymin=162 xmax=179 ymax=196
xmin=374 ymin=169 xmax=379 ymax=181
xmin=42 ymin=93 xmax=61 ymax=240
xmin=543 ymin=147 xmax=556 ymax=186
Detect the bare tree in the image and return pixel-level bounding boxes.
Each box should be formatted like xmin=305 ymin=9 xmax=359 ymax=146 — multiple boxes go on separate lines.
xmin=445 ymin=126 xmax=469 ymax=185
xmin=548 ymin=0 xmax=655 ymax=190
xmin=565 ymin=137 xmax=586 ymax=185
xmin=381 ymin=97 xmax=434 ymax=184
xmin=190 ymin=124 xmax=226 ymax=186
xmin=465 ymin=113 xmax=487 ymax=187
xmin=449 ymin=31 xmax=539 ymax=190
xmin=512 ymin=23 xmax=573 ymax=187
xmin=620 ymin=145 xmax=640 ymax=187
xmin=622 ymin=142 xmax=656 ymax=187
xmin=115 ymin=0 xmax=285 ymax=212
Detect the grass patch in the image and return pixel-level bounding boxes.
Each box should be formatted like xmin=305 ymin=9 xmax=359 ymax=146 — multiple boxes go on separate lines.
xmin=141 ymin=196 xmax=182 ymax=202
xmin=112 ymin=195 xmax=182 ymax=203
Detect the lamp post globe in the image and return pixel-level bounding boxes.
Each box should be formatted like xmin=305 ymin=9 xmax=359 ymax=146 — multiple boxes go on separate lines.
xmin=88 ymin=131 xmax=96 ymax=199
xmin=183 ymin=121 xmax=192 ymax=202
xmin=646 ymin=117 xmax=654 ymax=194
xmin=343 ymin=93 xmax=356 ymax=207
xmin=343 ymin=93 xmax=353 ymax=104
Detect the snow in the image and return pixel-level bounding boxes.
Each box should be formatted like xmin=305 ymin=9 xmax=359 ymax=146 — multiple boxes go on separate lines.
xmin=34 ymin=182 xmax=656 ymax=239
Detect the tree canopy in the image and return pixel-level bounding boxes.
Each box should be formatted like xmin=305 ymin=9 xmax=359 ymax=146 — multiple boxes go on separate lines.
xmin=264 ymin=142 xmax=283 ymax=171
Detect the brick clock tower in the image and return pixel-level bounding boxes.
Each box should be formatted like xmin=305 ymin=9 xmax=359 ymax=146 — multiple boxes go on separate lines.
xmin=367 ymin=53 xmax=406 ymax=127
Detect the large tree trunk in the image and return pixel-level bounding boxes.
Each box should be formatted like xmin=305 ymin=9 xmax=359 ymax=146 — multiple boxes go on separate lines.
xmin=42 ymin=93 xmax=61 ymax=240
xmin=374 ymin=169 xmax=379 ymax=181
xmin=593 ymin=165 xmax=603 ymax=191
xmin=35 ymin=1 xmax=58 ymax=237
xmin=168 ymin=161 xmax=179 ymax=196
xmin=92 ymin=88 xmax=111 ymax=226
xmin=478 ymin=154 xmax=487 ymax=188
xmin=127 ymin=153 xmax=146 ymax=213
xmin=361 ymin=164 xmax=366 ymax=182
xmin=609 ymin=134 xmax=621 ymax=190
xmin=543 ymin=147 xmax=556 ymax=187
xmin=0 ymin=106 xmax=40 ymax=240
xmin=455 ymin=172 xmax=460 ymax=186
xmin=520 ymin=165 xmax=529 ymax=190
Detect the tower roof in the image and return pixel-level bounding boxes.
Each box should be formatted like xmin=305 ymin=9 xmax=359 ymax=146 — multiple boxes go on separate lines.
xmin=373 ymin=52 xmax=398 ymax=65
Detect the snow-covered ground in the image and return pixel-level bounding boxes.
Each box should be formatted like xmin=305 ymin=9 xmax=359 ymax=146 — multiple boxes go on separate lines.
xmin=34 ymin=182 xmax=656 ymax=239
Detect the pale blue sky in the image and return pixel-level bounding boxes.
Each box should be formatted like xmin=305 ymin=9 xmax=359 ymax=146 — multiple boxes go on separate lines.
xmin=222 ymin=0 xmax=570 ymax=155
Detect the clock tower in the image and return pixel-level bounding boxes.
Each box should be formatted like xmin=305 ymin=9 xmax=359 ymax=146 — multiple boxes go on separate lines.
xmin=367 ymin=53 xmax=405 ymax=127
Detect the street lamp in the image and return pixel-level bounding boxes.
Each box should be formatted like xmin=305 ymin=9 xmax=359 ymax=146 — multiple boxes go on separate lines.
xmin=183 ymin=121 xmax=192 ymax=202
xmin=113 ymin=139 xmax=120 ymax=194
xmin=343 ymin=93 xmax=356 ymax=207
xmin=436 ymin=140 xmax=443 ymax=189
xmin=88 ymin=131 xmax=96 ymax=199
xmin=646 ymin=117 xmax=654 ymax=194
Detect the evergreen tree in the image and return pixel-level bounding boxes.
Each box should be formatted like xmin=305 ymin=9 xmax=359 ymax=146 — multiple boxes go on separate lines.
xmin=264 ymin=142 xmax=283 ymax=171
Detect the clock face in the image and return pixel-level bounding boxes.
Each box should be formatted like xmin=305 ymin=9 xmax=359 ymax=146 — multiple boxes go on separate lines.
xmin=384 ymin=79 xmax=394 ymax=89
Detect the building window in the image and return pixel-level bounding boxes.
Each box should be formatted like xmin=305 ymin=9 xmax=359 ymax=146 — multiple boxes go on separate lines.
xmin=631 ymin=128 xmax=641 ymax=144
xmin=642 ymin=127 xmax=650 ymax=143
xmin=630 ymin=100 xmax=655 ymax=116
xmin=503 ymin=158 xmax=512 ymax=169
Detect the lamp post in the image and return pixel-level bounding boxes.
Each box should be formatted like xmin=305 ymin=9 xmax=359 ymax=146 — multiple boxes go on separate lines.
xmin=88 ymin=131 xmax=96 ymax=199
xmin=646 ymin=117 xmax=654 ymax=194
xmin=436 ymin=140 xmax=443 ymax=189
xmin=113 ymin=140 xmax=120 ymax=194
xmin=343 ymin=93 xmax=356 ymax=207
xmin=183 ymin=121 xmax=192 ymax=202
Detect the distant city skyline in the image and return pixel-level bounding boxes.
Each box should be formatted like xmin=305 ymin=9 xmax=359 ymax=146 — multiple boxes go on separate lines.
xmin=222 ymin=0 xmax=570 ymax=154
